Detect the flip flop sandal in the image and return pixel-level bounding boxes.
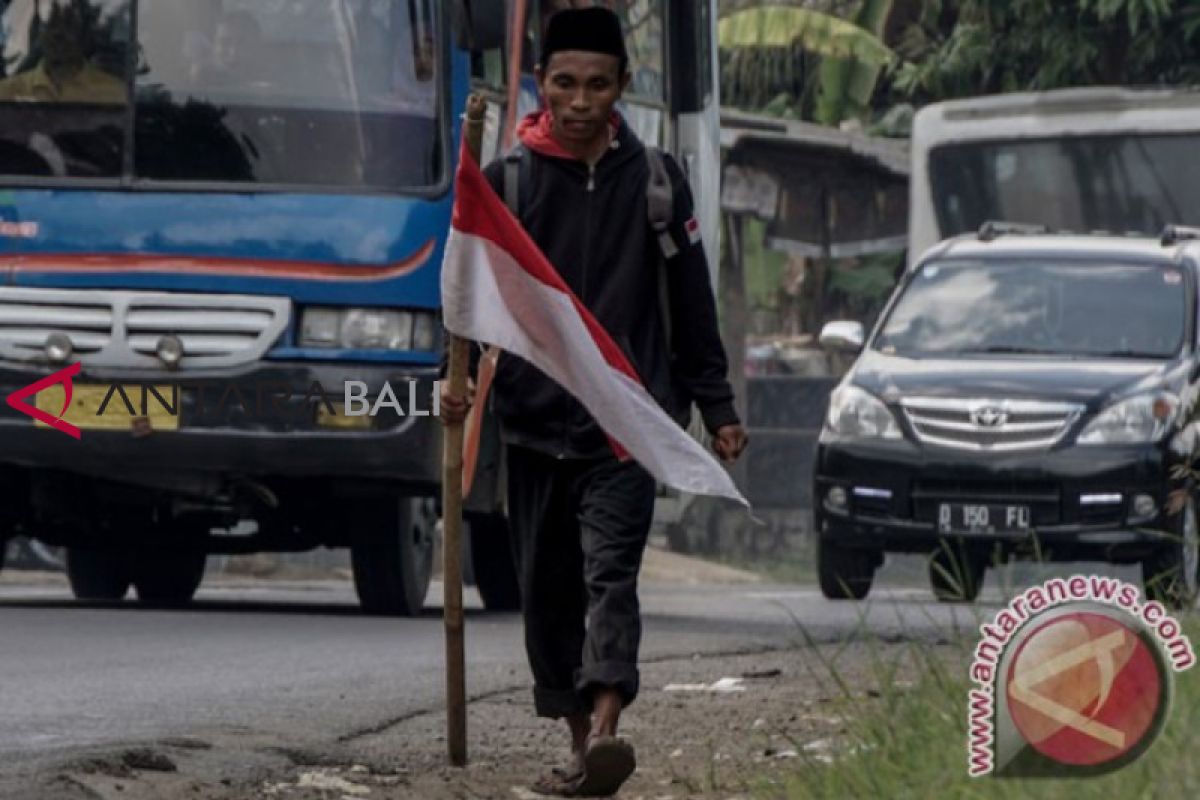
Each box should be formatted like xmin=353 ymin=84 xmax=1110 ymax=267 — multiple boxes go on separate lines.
xmin=570 ymin=736 xmax=636 ymax=797
xmin=530 ymin=763 xmax=585 ymax=796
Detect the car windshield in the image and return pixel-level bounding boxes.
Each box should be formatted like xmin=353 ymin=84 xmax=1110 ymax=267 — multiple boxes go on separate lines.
xmin=0 ymin=0 xmax=441 ymax=190
xmin=875 ymin=259 xmax=1189 ymax=359
xmin=929 ymin=134 xmax=1200 ymax=237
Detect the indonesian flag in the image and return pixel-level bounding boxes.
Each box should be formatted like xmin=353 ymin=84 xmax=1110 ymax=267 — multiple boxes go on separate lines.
xmin=441 ymin=141 xmax=748 ymax=506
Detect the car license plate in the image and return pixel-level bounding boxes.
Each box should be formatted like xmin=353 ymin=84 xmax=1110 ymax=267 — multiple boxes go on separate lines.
xmin=34 ymin=383 xmax=181 ymax=432
xmin=938 ymin=503 xmax=1030 ymax=535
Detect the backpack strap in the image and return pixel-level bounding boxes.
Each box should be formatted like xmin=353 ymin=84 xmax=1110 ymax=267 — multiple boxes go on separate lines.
xmin=645 ymin=147 xmax=677 ymax=346
xmin=503 ymin=146 xmax=524 ymax=216
xmin=645 ymin=147 xmax=679 ymax=258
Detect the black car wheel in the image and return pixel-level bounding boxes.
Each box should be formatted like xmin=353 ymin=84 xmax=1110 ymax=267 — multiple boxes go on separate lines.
xmin=929 ymin=541 xmax=986 ymax=603
xmin=816 ymin=536 xmax=877 ymax=600
xmin=1142 ymin=495 xmax=1199 ymax=611
xmin=66 ymin=548 xmax=132 ymax=601
xmin=351 ymin=497 xmax=436 ymax=616
xmin=467 ymin=513 xmax=521 ymax=612
xmin=132 ymin=548 xmax=208 ymax=608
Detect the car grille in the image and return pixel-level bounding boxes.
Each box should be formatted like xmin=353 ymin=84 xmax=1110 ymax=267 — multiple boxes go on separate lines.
xmin=0 ymin=288 xmax=290 ymax=369
xmin=911 ymin=478 xmax=1062 ymax=526
xmin=900 ymin=397 xmax=1082 ymax=452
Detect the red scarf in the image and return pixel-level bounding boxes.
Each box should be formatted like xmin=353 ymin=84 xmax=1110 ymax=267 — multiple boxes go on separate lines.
xmin=515 ymin=109 xmax=621 ymax=160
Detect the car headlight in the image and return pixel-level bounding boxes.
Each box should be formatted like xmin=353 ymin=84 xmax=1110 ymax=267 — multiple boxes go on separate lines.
xmin=299 ymin=307 xmax=439 ymax=351
xmin=1077 ymin=393 xmax=1178 ymax=445
xmin=825 ymin=385 xmax=902 ymax=440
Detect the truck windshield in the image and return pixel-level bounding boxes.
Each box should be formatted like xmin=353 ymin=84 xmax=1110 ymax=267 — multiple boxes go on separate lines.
xmin=929 ymin=134 xmax=1200 ymax=237
xmin=875 ymin=260 xmax=1189 ymax=359
xmin=0 ymin=0 xmax=441 ymax=191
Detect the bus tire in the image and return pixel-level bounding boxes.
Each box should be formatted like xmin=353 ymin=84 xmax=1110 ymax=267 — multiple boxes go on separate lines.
xmin=133 ymin=548 xmax=208 ymax=608
xmin=351 ymin=497 xmax=435 ymax=616
xmin=66 ymin=548 xmax=132 ymax=601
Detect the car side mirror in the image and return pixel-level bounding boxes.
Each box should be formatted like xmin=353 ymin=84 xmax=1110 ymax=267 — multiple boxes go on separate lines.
xmin=451 ymin=0 xmax=506 ymax=52
xmin=818 ymin=321 xmax=865 ymax=353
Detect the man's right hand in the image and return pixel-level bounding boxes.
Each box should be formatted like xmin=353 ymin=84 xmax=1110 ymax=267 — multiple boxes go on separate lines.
xmin=438 ymin=377 xmax=476 ymax=425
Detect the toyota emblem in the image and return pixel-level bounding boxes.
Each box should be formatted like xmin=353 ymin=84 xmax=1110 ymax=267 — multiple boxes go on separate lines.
xmin=972 ymin=405 xmax=1008 ymax=428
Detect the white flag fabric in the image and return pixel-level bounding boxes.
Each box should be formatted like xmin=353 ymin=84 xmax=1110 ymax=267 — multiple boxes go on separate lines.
xmin=440 ymin=141 xmax=748 ymax=506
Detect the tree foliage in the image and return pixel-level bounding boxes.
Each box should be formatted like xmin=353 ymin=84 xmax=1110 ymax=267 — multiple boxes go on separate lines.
xmin=720 ymin=1 xmax=1200 ymax=126
xmin=814 ymin=0 xmax=894 ymax=125
xmin=889 ymin=0 xmax=1200 ymax=105
xmin=718 ymin=2 xmax=895 ymax=119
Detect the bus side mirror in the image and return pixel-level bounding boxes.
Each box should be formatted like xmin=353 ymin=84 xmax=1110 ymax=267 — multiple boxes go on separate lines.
xmin=451 ymin=0 xmax=506 ymax=52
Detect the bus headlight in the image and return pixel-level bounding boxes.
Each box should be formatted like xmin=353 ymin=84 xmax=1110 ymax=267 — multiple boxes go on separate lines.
xmin=299 ymin=307 xmax=438 ymax=352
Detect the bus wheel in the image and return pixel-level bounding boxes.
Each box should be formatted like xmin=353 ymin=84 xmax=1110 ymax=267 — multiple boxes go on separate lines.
xmin=468 ymin=513 xmax=521 ymax=612
xmin=351 ymin=497 xmax=435 ymax=616
xmin=66 ymin=548 xmax=132 ymax=601
xmin=133 ymin=548 xmax=208 ymax=608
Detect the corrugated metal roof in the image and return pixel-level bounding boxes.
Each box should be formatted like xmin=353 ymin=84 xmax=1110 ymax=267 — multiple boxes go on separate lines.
xmin=720 ymin=110 xmax=909 ymax=176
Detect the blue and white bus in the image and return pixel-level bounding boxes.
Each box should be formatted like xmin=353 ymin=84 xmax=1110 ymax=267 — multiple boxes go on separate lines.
xmin=0 ymin=0 xmax=720 ymax=614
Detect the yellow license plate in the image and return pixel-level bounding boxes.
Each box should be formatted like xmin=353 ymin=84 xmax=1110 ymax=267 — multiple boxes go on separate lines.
xmin=317 ymin=402 xmax=373 ymax=430
xmin=35 ymin=383 xmax=181 ymax=432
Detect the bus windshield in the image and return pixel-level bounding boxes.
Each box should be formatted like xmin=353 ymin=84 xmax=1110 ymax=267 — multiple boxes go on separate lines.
xmin=929 ymin=133 xmax=1200 ymax=237
xmin=0 ymin=0 xmax=442 ymax=191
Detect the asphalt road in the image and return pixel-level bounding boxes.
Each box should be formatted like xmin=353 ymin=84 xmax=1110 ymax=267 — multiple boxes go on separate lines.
xmin=0 ymin=563 xmax=1061 ymax=795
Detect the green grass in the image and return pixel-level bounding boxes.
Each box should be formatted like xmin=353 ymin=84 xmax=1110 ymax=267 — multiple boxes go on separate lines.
xmin=763 ymin=619 xmax=1200 ymax=799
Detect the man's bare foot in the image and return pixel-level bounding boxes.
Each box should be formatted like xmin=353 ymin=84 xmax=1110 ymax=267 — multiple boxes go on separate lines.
xmin=530 ymin=714 xmax=590 ymax=796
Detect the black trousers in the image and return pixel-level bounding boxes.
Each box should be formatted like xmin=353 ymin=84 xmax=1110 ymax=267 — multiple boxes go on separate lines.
xmin=506 ymin=444 xmax=657 ymax=719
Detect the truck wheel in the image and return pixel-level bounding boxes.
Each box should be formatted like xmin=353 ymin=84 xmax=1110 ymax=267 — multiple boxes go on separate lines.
xmin=133 ymin=549 xmax=208 ymax=608
xmin=351 ymin=497 xmax=435 ymax=616
xmin=929 ymin=541 xmax=986 ymax=603
xmin=66 ymin=548 xmax=131 ymax=601
xmin=816 ymin=537 xmax=877 ymax=600
xmin=1142 ymin=495 xmax=1199 ymax=610
xmin=468 ymin=513 xmax=521 ymax=612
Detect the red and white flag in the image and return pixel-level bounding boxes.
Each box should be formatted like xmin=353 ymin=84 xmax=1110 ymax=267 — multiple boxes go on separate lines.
xmin=441 ymin=142 xmax=748 ymax=506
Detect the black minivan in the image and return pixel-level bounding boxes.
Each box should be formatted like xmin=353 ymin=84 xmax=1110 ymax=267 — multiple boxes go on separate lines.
xmin=813 ymin=226 xmax=1200 ymax=608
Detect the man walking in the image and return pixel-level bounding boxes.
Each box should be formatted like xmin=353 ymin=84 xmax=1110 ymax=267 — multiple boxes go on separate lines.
xmin=442 ymin=7 xmax=746 ymax=796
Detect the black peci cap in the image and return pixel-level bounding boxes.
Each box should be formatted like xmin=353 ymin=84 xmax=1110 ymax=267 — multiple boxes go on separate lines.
xmin=539 ymin=7 xmax=628 ymax=73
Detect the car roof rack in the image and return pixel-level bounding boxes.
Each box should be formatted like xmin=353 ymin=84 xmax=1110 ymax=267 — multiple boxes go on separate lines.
xmin=1160 ymin=225 xmax=1200 ymax=247
xmin=977 ymin=221 xmax=1052 ymax=242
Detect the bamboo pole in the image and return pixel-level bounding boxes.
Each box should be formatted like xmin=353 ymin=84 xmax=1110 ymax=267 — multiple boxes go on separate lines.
xmin=443 ymin=93 xmax=487 ymax=768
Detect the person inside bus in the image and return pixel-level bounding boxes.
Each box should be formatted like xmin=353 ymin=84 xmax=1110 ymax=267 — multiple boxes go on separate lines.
xmin=441 ymin=7 xmax=746 ymax=797
xmin=0 ymin=1 xmax=125 ymax=104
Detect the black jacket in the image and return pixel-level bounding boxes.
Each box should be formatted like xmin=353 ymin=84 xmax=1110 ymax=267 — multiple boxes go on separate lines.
xmin=471 ymin=118 xmax=738 ymax=458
